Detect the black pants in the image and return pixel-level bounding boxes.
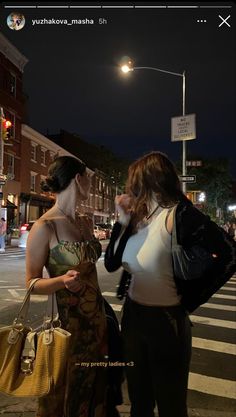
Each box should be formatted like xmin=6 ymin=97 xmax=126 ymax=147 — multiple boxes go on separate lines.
xmin=121 ymin=297 xmax=192 ymax=417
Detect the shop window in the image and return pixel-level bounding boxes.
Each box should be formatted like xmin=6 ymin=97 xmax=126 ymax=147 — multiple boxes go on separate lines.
xmin=29 ymin=206 xmax=39 ymax=221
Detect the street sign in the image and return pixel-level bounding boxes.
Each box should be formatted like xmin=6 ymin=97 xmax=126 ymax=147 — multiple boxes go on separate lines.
xmin=171 ymin=114 xmax=196 ymax=142
xmin=186 ymin=160 xmax=202 ymax=167
xmin=179 ymin=175 xmax=196 ymax=183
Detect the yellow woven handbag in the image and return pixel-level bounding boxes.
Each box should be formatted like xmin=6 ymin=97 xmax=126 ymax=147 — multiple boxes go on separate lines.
xmin=0 ymin=279 xmax=71 ymax=397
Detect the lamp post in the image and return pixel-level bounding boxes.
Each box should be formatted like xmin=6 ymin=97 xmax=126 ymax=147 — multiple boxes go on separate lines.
xmin=0 ymin=107 xmax=5 ymax=215
xmin=121 ymin=63 xmax=187 ymax=193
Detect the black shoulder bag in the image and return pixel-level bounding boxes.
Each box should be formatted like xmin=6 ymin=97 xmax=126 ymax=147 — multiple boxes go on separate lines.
xmin=172 ymin=206 xmax=236 ymax=312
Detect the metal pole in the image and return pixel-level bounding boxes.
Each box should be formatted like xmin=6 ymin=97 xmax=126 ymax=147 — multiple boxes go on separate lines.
xmin=0 ymin=107 xmax=4 ymax=216
xmin=182 ymin=71 xmax=186 ymax=194
xmin=126 ymin=66 xmax=188 ymax=194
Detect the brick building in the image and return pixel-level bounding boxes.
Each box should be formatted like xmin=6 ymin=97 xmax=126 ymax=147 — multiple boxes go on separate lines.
xmin=0 ymin=32 xmax=28 ymax=227
xmin=1 ymin=33 xmax=116 ymax=228
xmin=20 ymin=125 xmax=115 ymax=225
xmin=20 ymin=124 xmax=97 ymax=224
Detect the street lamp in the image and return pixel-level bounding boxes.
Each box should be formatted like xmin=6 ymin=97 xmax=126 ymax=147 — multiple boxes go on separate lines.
xmin=120 ymin=61 xmax=187 ymax=193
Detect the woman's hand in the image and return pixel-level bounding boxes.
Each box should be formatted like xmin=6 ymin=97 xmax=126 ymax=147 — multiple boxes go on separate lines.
xmin=115 ymin=194 xmax=133 ymax=226
xmin=62 ymin=270 xmax=82 ymax=293
xmin=115 ymin=194 xmax=133 ymax=214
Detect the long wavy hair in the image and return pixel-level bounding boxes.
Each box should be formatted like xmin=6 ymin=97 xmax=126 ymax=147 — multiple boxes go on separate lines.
xmin=125 ymin=151 xmax=185 ymax=228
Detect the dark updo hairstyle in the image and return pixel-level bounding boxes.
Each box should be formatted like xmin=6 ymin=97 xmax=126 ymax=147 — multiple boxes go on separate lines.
xmin=41 ymin=156 xmax=86 ymax=193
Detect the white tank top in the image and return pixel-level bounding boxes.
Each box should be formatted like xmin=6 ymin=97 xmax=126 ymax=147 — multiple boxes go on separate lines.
xmin=122 ymin=207 xmax=181 ymax=306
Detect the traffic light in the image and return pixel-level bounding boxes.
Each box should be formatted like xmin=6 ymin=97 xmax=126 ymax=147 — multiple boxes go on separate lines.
xmin=2 ymin=119 xmax=12 ymax=140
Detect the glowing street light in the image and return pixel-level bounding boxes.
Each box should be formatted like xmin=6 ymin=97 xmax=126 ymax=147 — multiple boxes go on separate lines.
xmin=120 ymin=58 xmax=188 ymax=193
xmin=121 ymin=65 xmax=132 ymax=73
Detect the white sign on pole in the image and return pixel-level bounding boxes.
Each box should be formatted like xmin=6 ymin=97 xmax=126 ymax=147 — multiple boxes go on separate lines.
xmin=171 ymin=113 xmax=196 ymax=142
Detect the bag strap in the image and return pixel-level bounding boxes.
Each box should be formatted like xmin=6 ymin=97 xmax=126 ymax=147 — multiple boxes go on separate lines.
xmin=15 ymin=278 xmax=41 ymax=324
xmin=44 ymin=291 xmax=59 ymax=324
xmin=14 ymin=278 xmax=59 ymax=326
xmin=171 ymin=205 xmax=178 ymax=248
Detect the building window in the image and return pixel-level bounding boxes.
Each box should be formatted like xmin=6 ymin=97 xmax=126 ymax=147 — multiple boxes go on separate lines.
xmin=41 ymin=147 xmax=46 ymax=166
xmin=30 ymin=172 xmax=37 ymax=192
xmin=40 ymin=175 xmax=46 ymax=193
xmin=7 ymin=154 xmax=14 ymax=178
xmin=31 ymin=143 xmax=37 ymax=162
xmin=99 ymin=195 xmax=103 ymax=210
xmin=49 ymin=151 xmax=55 ymax=160
xmin=99 ymin=179 xmax=102 ymax=192
xmin=9 ymin=73 xmax=16 ymax=97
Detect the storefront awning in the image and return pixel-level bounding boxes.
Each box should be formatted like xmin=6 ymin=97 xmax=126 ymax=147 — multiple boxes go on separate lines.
xmin=20 ymin=193 xmax=54 ymax=208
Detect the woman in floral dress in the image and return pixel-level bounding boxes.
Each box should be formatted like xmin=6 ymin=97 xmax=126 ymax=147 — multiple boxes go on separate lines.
xmin=25 ymin=156 xmax=110 ymax=417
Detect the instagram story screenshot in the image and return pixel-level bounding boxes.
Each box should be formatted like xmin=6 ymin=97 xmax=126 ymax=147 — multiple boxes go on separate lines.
xmin=0 ymin=2 xmax=235 ymax=417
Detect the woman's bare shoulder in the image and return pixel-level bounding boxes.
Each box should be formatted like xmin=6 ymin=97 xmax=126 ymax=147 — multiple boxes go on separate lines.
xmin=29 ymin=217 xmax=51 ymax=239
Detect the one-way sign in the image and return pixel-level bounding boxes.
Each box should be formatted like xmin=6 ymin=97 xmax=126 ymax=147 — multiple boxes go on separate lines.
xmin=179 ymin=175 xmax=196 ymax=183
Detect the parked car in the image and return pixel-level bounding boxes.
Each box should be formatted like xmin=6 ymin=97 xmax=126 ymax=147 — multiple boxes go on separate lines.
xmin=93 ymin=225 xmax=107 ymax=240
xmin=95 ymin=223 xmax=112 ymax=239
xmin=18 ymin=221 xmax=35 ymax=248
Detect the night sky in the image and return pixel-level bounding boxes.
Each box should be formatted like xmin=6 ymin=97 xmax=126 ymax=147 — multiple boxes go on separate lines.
xmin=1 ymin=2 xmax=235 ymax=175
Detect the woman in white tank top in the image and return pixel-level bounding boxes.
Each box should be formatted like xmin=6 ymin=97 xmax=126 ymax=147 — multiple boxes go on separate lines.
xmin=105 ymin=151 xmax=192 ymax=417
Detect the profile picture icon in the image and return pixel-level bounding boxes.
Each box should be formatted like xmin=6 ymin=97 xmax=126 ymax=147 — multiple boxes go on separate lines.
xmin=7 ymin=12 xmax=25 ymax=31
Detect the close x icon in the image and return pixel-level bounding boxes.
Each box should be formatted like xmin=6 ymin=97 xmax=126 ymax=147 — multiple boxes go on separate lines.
xmin=218 ymin=15 xmax=231 ymax=28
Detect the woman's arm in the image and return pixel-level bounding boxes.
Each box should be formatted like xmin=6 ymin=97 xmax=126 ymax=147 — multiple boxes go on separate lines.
xmin=26 ymin=220 xmax=82 ymax=294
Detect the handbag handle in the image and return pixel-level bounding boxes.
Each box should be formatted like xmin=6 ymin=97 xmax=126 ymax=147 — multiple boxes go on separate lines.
xmin=14 ymin=278 xmax=59 ymax=326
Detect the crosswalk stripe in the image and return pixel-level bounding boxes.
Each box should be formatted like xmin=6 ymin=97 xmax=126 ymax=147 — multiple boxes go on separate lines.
xmin=8 ymin=289 xmax=20 ymax=298
xmin=220 ymin=286 xmax=236 ymax=292
xmin=190 ymin=315 xmax=236 ymax=329
xmin=3 ymin=296 xmax=47 ymax=303
xmin=0 ymin=286 xmax=20 ymax=289
xmin=192 ymin=337 xmax=236 ymax=355
xmin=189 ymin=372 xmax=236 ymax=399
xmin=213 ymin=293 xmax=236 ymax=300
xmin=201 ymin=302 xmax=236 ymax=311
xmin=225 ymin=281 xmax=236 ymax=285
xmin=103 ymin=291 xmax=236 ymax=302
xmin=110 ymin=304 xmax=122 ymax=312
xmin=102 ymin=291 xmax=117 ymax=297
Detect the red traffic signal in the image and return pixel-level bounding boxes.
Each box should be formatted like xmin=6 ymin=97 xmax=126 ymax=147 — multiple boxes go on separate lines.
xmin=3 ymin=119 xmax=12 ymax=129
xmin=2 ymin=119 xmax=12 ymax=140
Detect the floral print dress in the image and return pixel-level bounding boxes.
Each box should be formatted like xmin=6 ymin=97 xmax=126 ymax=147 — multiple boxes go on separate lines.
xmin=36 ymin=233 xmax=108 ymax=417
